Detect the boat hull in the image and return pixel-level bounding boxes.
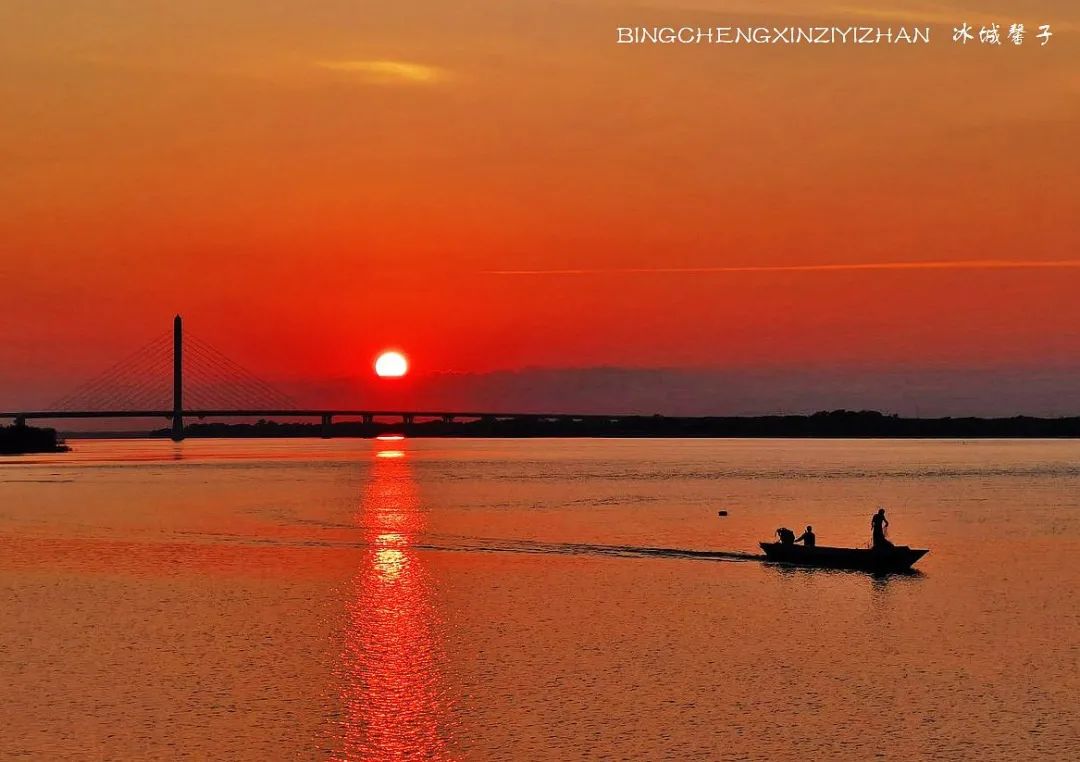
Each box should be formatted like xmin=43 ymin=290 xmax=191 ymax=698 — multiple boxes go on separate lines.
xmin=759 ymin=542 xmax=928 ymax=572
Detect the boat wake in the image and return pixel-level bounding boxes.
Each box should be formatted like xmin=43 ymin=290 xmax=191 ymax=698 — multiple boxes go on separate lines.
xmin=176 ymin=529 xmax=763 ymax=563
xmin=415 ymin=536 xmax=764 ymax=563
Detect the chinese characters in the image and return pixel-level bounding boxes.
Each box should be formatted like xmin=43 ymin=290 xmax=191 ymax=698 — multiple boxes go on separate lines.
xmin=954 ymin=22 xmax=1053 ymax=46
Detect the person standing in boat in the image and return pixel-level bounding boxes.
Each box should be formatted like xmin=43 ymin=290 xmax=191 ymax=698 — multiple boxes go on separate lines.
xmin=871 ymin=508 xmax=892 ymax=549
xmin=794 ymin=525 xmax=816 ymax=547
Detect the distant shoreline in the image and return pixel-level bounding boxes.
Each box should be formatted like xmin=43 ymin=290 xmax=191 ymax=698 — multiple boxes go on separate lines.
xmin=0 ymin=424 xmax=69 ymax=454
xmin=54 ymin=410 xmax=1080 ymax=439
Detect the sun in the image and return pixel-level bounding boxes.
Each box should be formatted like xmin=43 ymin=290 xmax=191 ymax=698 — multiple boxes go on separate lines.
xmin=374 ymin=351 xmax=409 ymax=378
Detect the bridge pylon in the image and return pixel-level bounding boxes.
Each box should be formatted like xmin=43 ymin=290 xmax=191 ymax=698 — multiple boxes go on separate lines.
xmin=171 ymin=314 xmax=184 ymax=441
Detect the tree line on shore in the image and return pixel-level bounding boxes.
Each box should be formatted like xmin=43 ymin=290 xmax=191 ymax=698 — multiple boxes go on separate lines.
xmin=150 ymin=410 xmax=1080 ymax=439
xmin=0 ymin=424 xmax=68 ymax=454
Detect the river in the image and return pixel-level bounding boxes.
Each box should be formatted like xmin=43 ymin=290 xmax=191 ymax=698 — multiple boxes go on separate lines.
xmin=2 ymin=438 xmax=1077 ymax=759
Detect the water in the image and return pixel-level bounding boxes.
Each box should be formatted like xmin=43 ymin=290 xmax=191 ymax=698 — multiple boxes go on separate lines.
xmin=2 ymin=438 xmax=1078 ymax=760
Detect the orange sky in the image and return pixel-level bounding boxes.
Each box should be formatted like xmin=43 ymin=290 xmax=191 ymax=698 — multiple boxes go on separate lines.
xmin=1 ymin=1 xmax=1078 ymax=411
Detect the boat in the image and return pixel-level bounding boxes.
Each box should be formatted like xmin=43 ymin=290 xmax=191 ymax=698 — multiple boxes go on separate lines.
xmin=759 ymin=542 xmax=928 ymax=572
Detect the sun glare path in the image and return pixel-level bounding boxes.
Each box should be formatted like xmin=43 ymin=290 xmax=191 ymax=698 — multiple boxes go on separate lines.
xmin=339 ymin=447 xmax=450 ymax=757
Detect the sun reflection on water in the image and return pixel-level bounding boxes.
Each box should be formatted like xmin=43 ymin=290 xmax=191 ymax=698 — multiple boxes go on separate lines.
xmin=373 ymin=532 xmax=407 ymax=580
xmin=336 ymin=441 xmax=452 ymax=760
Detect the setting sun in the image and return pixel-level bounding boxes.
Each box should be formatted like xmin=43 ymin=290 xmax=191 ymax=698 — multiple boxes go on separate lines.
xmin=374 ymin=351 xmax=408 ymax=378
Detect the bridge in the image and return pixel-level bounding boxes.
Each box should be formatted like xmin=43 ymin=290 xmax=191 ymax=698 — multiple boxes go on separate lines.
xmin=1 ymin=316 xmax=641 ymax=440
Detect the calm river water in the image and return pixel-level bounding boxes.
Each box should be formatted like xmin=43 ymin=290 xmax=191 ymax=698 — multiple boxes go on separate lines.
xmin=2 ymin=438 xmax=1078 ymax=760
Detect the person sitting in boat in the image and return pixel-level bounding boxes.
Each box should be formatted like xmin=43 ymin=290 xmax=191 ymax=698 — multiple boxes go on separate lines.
xmin=794 ymin=525 xmax=816 ymax=547
xmin=776 ymin=527 xmax=796 ymax=545
xmin=871 ymin=508 xmax=892 ymax=549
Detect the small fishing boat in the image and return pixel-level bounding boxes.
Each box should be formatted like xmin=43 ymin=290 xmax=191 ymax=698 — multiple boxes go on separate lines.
xmin=759 ymin=542 xmax=928 ymax=572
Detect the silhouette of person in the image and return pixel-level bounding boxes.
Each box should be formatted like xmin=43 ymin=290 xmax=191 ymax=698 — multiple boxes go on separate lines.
xmin=776 ymin=527 xmax=796 ymax=545
xmin=871 ymin=508 xmax=892 ymax=549
xmin=794 ymin=525 xmax=816 ymax=547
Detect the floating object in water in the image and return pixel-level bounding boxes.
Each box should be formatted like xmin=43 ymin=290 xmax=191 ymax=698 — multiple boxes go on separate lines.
xmin=759 ymin=541 xmax=928 ymax=572
xmin=717 ymin=510 xmax=728 ymax=517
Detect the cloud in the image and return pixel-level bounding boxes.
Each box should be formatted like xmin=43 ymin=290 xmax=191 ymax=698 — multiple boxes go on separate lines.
xmin=484 ymin=260 xmax=1080 ymax=276
xmin=314 ymin=59 xmax=449 ymax=84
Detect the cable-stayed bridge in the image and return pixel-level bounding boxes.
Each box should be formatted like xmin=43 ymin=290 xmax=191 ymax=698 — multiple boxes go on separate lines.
xmin=1 ymin=315 xmax=631 ymax=440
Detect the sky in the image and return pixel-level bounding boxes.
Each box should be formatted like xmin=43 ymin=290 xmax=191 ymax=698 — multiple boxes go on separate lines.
xmin=1 ymin=1 xmax=1078 ymax=416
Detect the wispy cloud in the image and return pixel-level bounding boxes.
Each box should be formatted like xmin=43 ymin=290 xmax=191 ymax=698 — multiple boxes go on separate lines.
xmin=314 ymin=59 xmax=449 ymax=84
xmin=485 ymin=260 xmax=1080 ymax=276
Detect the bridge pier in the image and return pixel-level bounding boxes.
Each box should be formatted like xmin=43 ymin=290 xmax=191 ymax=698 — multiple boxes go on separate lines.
xmin=14 ymin=415 xmax=26 ymax=428
xmin=321 ymin=414 xmax=333 ymax=438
